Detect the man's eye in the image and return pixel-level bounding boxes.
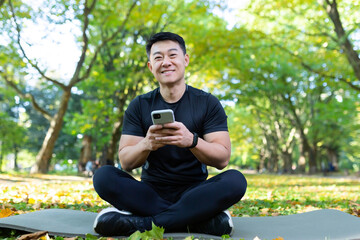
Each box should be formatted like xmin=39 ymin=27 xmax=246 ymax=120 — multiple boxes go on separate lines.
xmin=170 ymin=54 xmax=177 ymax=57
xmin=155 ymin=56 xmax=162 ymax=60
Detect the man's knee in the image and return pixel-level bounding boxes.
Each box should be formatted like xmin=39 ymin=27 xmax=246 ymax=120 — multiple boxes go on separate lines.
xmin=93 ymin=165 xmax=114 ymax=184
xmin=93 ymin=165 xmax=120 ymax=195
xmin=223 ymin=169 xmax=247 ymax=199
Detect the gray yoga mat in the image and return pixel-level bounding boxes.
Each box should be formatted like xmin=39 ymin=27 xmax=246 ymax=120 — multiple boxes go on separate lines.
xmin=0 ymin=209 xmax=359 ymax=240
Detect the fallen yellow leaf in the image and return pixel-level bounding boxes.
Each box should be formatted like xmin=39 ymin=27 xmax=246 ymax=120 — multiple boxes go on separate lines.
xmin=261 ymin=208 xmax=270 ymax=214
xmin=0 ymin=208 xmax=14 ymax=218
xmin=58 ymin=203 xmax=67 ymax=208
xmin=18 ymin=231 xmax=48 ymax=240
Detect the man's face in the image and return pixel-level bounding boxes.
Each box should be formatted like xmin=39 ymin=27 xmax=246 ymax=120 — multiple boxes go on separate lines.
xmin=147 ymin=40 xmax=189 ymax=86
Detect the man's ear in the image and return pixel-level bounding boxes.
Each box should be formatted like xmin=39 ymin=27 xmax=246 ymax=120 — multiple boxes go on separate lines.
xmin=184 ymin=54 xmax=190 ymax=67
xmin=147 ymin=61 xmax=153 ymax=71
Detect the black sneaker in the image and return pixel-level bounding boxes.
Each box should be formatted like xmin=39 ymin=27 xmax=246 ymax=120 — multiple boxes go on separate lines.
xmin=188 ymin=210 xmax=234 ymax=236
xmin=93 ymin=207 xmax=152 ymax=236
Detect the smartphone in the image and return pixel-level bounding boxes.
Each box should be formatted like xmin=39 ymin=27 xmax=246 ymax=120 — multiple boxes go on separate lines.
xmin=151 ymin=109 xmax=175 ymax=125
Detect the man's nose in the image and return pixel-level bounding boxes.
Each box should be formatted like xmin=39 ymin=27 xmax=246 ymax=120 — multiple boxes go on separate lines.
xmin=162 ymin=55 xmax=172 ymax=67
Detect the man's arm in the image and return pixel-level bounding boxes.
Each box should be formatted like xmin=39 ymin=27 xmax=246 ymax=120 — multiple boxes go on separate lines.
xmin=118 ymin=124 xmax=166 ymax=171
xmin=153 ymin=122 xmax=231 ymax=170
xmin=190 ymin=131 xmax=231 ymax=170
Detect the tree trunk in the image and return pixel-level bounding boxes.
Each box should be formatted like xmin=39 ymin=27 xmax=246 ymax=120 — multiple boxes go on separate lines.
xmin=0 ymin=140 xmax=3 ymax=172
xmin=13 ymin=145 xmax=19 ymax=171
xmin=266 ymin=156 xmax=273 ymax=173
xmin=103 ymin=85 xmax=139 ymax=166
xmin=99 ymin=145 xmax=107 ymax=165
xmin=298 ymin=140 xmax=306 ymax=173
xmin=322 ymin=0 xmax=360 ymax=83
xmin=258 ymin=147 xmax=266 ymax=173
xmin=30 ymin=89 xmax=71 ymax=173
xmin=104 ymin=97 xmax=128 ymax=166
xmin=327 ymin=147 xmax=339 ymax=171
xmin=308 ymin=146 xmax=318 ymax=174
xmin=297 ymin=126 xmax=318 ymax=174
xmin=267 ymin=150 xmax=279 ymax=173
xmin=103 ymin=121 xmax=122 ymax=165
xmin=283 ymin=95 xmax=309 ymax=173
xmin=272 ymin=152 xmax=279 ymax=173
xmin=79 ymin=135 xmax=92 ymax=172
xmin=282 ymin=151 xmax=292 ymax=173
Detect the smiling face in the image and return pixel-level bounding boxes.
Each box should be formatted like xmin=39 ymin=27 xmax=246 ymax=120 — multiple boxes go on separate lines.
xmin=147 ymin=40 xmax=189 ymax=86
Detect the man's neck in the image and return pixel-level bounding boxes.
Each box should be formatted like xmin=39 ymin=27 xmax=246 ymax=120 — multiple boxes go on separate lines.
xmin=159 ymin=82 xmax=186 ymax=103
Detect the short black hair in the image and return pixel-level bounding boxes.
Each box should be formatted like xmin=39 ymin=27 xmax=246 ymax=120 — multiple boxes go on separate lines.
xmin=146 ymin=32 xmax=186 ymax=58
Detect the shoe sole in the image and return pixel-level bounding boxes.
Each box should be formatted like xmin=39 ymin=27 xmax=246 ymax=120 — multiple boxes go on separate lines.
xmin=224 ymin=210 xmax=234 ymax=236
xmin=93 ymin=207 xmax=132 ymax=229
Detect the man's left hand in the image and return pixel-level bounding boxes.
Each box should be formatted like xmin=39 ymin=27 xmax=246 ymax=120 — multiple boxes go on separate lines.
xmin=153 ymin=121 xmax=194 ymax=148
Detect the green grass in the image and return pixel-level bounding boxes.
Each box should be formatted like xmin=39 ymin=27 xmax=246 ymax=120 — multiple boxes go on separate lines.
xmin=0 ymin=173 xmax=359 ymax=239
xmin=230 ymin=174 xmax=360 ymax=217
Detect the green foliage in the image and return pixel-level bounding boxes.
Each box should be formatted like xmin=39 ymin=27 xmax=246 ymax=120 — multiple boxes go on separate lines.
xmin=0 ymin=112 xmax=27 ymax=171
xmin=64 ymin=0 xmax=233 ymax=161
xmin=129 ymin=222 xmax=165 ymax=240
xmin=219 ymin=0 xmax=360 ymax=173
xmin=227 ymin=105 xmax=262 ymax=169
xmin=1 ymin=0 xmax=359 ymax=173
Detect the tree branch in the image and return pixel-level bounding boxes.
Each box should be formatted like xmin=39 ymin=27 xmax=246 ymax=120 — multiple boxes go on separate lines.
xmin=68 ymin=0 xmax=96 ymax=87
xmin=8 ymin=0 xmax=67 ymax=90
xmin=247 ymin=9 xmax=337 ymax=43
xmin=0 ymin=0 xmax=5 ymax=8
xmin=73 ymin=0 xmax=138 ymax=85
xmin=0 ymin=70 xmax=52 ymax=121
xmin=243 ymin=2 xmax=360 ymax=91
xmin=273 ymin=43 xmax=360 ymax=92
xmin=318 ymin=0 xmax=360 ymax=83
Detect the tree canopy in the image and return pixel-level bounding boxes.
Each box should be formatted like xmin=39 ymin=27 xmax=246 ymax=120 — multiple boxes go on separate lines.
xmin=0 ymin=0 xmax=359 ymax=174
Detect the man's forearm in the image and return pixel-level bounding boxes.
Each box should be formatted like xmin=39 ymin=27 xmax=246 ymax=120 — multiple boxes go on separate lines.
xmin=189 ymin=131 xmax=231 ymax=170
xmin=119 ymin=140 xmax=150 ymax=171
xmin=190 ymin=137 xmax=231 ymax=170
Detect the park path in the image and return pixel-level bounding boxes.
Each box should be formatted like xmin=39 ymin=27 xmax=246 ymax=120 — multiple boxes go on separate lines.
xmin=0 ymin=173 xmax=89 ymax=185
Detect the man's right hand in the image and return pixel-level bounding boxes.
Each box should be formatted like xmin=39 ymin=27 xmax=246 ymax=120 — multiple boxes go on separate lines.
xmin=118 ymin=124 xmax=177 ymax=171
xmin=143 ymin=124 xmax=167 ymax=151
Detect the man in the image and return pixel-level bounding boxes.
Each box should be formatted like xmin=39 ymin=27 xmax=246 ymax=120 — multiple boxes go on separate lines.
xmin=93 ymin=32 xmax=247 ymax=236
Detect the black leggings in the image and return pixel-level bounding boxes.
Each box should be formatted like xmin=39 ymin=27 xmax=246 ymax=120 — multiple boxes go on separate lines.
xmin=93 ymin=166 xmax=247 ymax=231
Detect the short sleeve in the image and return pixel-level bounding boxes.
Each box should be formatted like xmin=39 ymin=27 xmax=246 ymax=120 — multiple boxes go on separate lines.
xmin=202 ymin=94 xmax=228 ymax=134
xmin=122 ymin=97 xmax=145 ymax=137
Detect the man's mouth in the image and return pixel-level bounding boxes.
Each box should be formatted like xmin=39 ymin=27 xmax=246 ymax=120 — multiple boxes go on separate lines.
xmin=161 ymin=70 xmax=175 ymax=74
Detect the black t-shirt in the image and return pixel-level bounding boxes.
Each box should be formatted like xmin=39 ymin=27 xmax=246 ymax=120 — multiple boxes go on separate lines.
xmin=122 ymin=85 xmax=228 ymax=185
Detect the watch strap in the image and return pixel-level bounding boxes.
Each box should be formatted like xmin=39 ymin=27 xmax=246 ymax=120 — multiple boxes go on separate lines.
xmin=188 ymin=132 xmax=198 ymax=149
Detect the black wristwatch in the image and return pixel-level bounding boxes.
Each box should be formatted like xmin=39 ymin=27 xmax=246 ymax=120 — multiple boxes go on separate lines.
xmin=188 ymin=132 xmax=198 ymax=149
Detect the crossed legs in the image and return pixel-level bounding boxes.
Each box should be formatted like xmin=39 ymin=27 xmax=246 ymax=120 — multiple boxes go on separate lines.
xmin=93 ymin=166 xmax=247 ymax=231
